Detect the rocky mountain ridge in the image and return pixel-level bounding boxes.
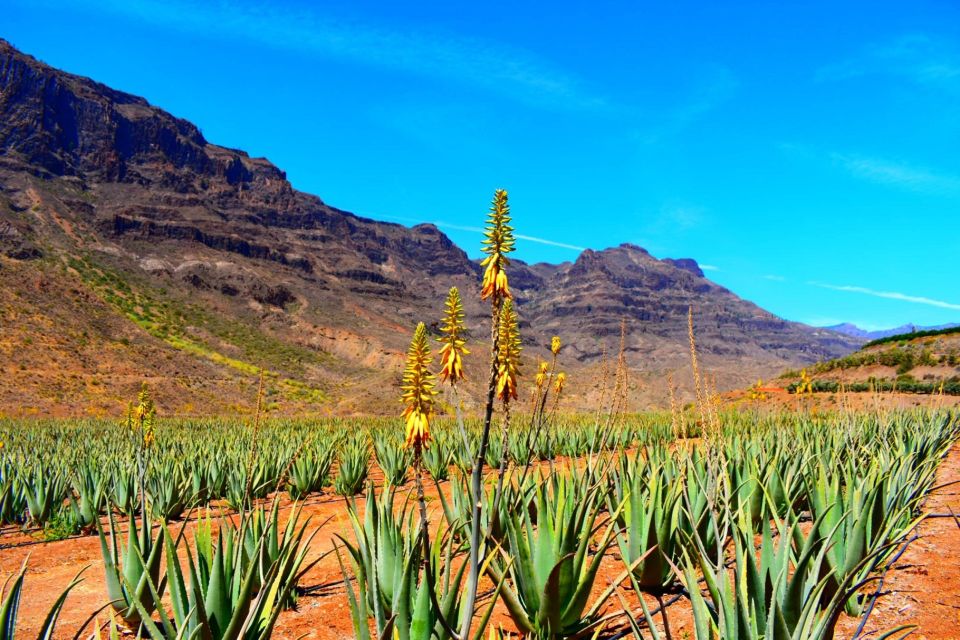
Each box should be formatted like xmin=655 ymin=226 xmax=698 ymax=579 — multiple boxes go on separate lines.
xmin=0 ymin=39 xmax=860 ymax=415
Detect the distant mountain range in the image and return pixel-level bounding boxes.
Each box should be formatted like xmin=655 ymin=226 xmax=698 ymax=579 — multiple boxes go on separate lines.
xmin=0 ymin=39 xmax=861 ymax=415
xmin=826 ymin=322 xmax=960 ymax=341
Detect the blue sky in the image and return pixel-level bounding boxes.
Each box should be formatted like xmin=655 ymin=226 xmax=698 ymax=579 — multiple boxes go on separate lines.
xmin=5 ymin=0 xmax=960 ymax=330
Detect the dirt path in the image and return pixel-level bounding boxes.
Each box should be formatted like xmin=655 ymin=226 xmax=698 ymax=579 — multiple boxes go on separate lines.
xmin=836 ymin=442 xmax=960 ymax=639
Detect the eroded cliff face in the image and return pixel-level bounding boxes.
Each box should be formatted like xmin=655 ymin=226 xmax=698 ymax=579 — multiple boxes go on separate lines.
xmin=0 ymin=39 xmax=859 ymax=415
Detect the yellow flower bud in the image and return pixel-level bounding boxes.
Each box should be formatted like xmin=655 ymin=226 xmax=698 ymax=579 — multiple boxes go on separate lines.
xmin=554 ymin=371 xmax=566 ymax=394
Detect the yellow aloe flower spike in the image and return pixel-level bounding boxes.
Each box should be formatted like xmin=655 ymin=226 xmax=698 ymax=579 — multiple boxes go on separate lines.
xmin=797 ymin=369 xmax=813 ymax=396
xmin=437 ymin=287 xmax=470 ymax=384
xmin=749 ymin=378 xmax=767 ymax=401
xmin=496 ymin=299 xmax=522 ymax=401
xmin=400 ymin=322 xmax=437 ymax=451
xmin=554 ymin=371 xmax=566 ymax=394
xmin=551 ymin=336 xmax=561 ymax=355
xmin=480 ymin=189 xmax=515 ymax=301
xmin=535 ymin=361 xmax=549 ymax=388
xmin=129 ymin=383 xmax=157 ymax=449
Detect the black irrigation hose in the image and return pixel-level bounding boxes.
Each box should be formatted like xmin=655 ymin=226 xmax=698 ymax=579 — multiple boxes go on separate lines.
xmin=852 ymin=533 xmax=920 ymax=640
xmin=605 ymin=590 xmax=688 ymax=640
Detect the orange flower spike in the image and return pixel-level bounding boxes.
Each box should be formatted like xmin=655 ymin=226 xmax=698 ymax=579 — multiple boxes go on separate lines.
xmin=495 ymin=299 xmax=522 ymax=402
xmin=400 ymin=322 xmax=437 ymax=451
xmin=437 ymin=287 xmax=469 ymax=384
xmin=480 ymin=189 xmax=515 ymax=301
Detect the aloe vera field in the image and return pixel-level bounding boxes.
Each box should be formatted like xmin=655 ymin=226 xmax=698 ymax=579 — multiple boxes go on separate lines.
xmin=1 ymin=189 xmax=959 ymax=640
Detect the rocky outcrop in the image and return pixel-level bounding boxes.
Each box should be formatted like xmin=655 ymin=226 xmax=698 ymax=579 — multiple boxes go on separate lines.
xmin=0 ymin=39 xmax=861 ymax=410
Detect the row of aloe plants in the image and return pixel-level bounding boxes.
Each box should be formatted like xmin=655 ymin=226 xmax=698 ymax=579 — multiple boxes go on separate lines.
xmin=334 ymin=409 xmax=958 ymax=640
xmin=0 ymin=413 xmax=674 ymax=533
xmin=5 ymin=409 xmax=954 ymax=638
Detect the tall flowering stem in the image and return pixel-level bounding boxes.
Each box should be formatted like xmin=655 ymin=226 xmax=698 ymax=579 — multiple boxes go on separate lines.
xmin=126 ymin=383 xmax=156 ymax=515
xmin=518 ymin=337 xmax=562 ymax=493
xmin=437 ymin=287 xmax=472 ymax=455
xmin=480 ymin=189 xmax=515 ymax=302
xmin=438 ymin=287 xmax=469 ymax=385
xmin=495 ymin=300 xmax=522 ymax=403
xmin=491 ymin=300 xmax=522 ymax=521
xmin=401 ymin=322 xmax=437 ymax=455
xmin=400 ymin=323 xmax=461 ymax=638
xmin=461 ymin=189 xmax=515 ymax=640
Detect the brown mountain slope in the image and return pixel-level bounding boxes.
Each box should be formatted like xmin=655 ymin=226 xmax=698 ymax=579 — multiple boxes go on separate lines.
xmin=0 ymin=40 xmax=860 ymax=416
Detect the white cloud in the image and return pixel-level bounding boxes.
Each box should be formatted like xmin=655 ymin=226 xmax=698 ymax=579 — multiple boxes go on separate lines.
xmin=515 ymin=234 xmax=586 ymax=252
xmin=762 ymin=274 xmax=786 ymax=281
xmin=808 ymin=281 xmax=960 ymax=311
xmin=831 ymin=153 xmax=960 ymax=196
xmin=43 ymin=0 xmax=605 ymax=111
xmin=817 ymin=33 xmax=960 ymax=89
xmin=638 ymin=66 xmax=739 ymax=144
xmin=378 ymin=216 xmax=585 ymax=253
xmin=700 ymin=264 xmax=719 ymax=272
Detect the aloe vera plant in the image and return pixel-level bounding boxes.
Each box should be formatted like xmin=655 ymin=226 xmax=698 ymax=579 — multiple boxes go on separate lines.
xmin=338 ymin=483 xmax=500 ymax=640
xmin=337 ymin=482 xmax=419 ymax=637
xmin=133 ymin=504 xmax=322 ymax=640
xmin=146 ymin=462 xmax=192 ymax=521
xmin=806 ymin=463 xmax=920 ymax=616
xmin=610 ymin=449 xmax=684 ymax=594
xmin=287 ymin=447 xmax=334 ymax=499
xmin=373 ymin=431 xmax=412 ymax=487
xmin=23 ymin=466 xmax=65 ymax=528
xmin=488 ymin=477 xmax=629 ymax=639
xmin=677 ymin=447 xmax=729 ymax=562
xmin=0 ymin=465 xmax=24 ymax=525
xmin=681 ymin=507 xmax=908 ymax=640
xmin=97 ymin=511 xmax=165 ymax=626
xmin=69 ymin=466 xmax=107 ymax=532
xmin=422 ymin=433 xmax=453 ymax=481
xmin=335 ymin=436 xmax=370 ymax=496
xmin=110 ymin=465 xmax=139 ymax=516
xmin=436 ymin=468 xmax=532 ymax=543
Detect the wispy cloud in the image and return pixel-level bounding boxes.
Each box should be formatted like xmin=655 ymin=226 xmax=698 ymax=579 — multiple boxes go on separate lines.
xmin=649 ymin=203 xmax=708 ymax=232
xmin=830 ymin=153 xmax=960 ymax=196
xmin=700 ymin=264 xmax=719 ymax=272
xmin=817 ymin=33 xmax=960 ymax=90
xmin=638 ymin=66 xmax=738 ymax=144
xmin=44 ymin=0 xmax=605 ymax=111
xmin=762 ymin=274 xmax=786 ymax=281
xmin=779 ymin=143 xmax=960 ymax=197
xmin=809 ymin=281 xmax=960 ymax=311
xmin=515 ymin=234 xmax=586 ymax=252
xmin=380 ymin=216 xmax=585 ymax=252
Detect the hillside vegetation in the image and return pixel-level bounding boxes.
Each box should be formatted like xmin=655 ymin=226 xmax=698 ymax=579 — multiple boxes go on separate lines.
xmin=781 ymin=327 xmax=960 ymax=395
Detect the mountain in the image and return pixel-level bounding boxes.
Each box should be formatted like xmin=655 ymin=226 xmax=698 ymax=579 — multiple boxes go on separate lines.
xmin=0 ymin=40 xmax=860 ymax=416
xmin=827 ymin=323 xmax=960 ymax=341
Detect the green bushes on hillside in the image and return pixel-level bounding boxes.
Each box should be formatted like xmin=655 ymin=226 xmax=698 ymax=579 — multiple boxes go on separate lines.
xmin=787 ymin=377 xmax=960 ymax=395
xmin=863 ymin=326 xmax=960 ymax=348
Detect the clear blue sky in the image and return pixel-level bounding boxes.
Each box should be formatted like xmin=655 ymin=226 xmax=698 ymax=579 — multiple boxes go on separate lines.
xmin=6 ymin=0 xmax=960 ymax=330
